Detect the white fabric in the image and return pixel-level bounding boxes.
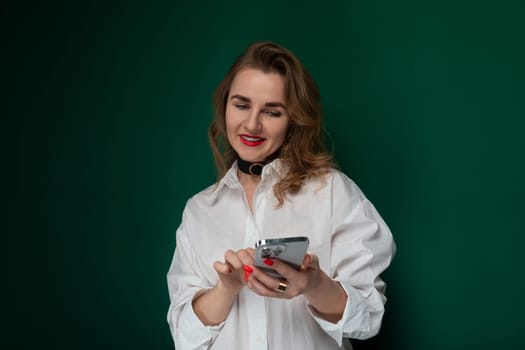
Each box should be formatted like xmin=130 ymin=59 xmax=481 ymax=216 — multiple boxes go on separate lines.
xmin=167 ymin=159 xmax=396 ymax=350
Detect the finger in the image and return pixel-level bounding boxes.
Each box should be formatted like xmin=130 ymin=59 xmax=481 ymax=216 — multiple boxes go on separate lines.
xmin=236 ymin=249 xmax=255 ymax=265
xmin=213 ymin=261 xmax=232 ymax=275
xmin=268 ymin=258 xmax=299 ymax=280
xmin=224 ymin=249 xmax=244 ymax=270
xmin=308 ymin=253 xmax=320 ymax=269
xmin=248 ymin=273 xmax=282 ymax=298
xmin=246 ymin=247 xmax=256 ymax=258
xmin=301 ymin=254 xmax=312 ymax=270
xmin=250 ymin=266 xmax=283 ymax=289
xmin=302 ymin=253 xmax=320 ymax=270
xmin=243 ymin=265 xmax=253 ymax=283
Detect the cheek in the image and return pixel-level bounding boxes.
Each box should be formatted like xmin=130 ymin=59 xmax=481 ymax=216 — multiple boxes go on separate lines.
xmin=269 ymin=122 xmax=289 ymax=147
xmin=225 ymin=108 xmax=237 ymax=133
xmin=277 ymin=121 xmax=290 ymax=142
xmin=225 ymin=111 xmax=243 ymax=147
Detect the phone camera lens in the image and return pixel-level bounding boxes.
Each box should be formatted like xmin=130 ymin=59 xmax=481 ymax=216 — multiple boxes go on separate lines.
xmin=261 ymin=247 xmax=272 ymax=258
xmin=272 ymin=247 xmax=284 ymax=256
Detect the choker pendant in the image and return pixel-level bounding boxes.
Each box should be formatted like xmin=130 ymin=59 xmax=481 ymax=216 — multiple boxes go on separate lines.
xmin=237 ymin=157 xmax=265 ymax=176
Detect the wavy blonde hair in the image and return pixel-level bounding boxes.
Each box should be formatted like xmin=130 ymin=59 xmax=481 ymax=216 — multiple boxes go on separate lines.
xmin=208 ymin=41 xmax=335 ymax=206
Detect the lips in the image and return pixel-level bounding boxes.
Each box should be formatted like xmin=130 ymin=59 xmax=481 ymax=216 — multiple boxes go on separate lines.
xmin=240 ymin=134 xmax=265 ymax=147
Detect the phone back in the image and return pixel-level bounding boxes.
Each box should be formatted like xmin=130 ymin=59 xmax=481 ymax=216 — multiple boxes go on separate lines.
xmin=254 ymin=236 xmax=309 ymax=278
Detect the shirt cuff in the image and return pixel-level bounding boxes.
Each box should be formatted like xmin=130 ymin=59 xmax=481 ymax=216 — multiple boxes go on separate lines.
xmin=176 ymin=298 xmax=225 ymax=348
xmin=305 ymin=281 xmax=369 ymax=346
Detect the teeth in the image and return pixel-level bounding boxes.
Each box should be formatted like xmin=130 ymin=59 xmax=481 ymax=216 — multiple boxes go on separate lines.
xmin=242 ymin=135 xmax=263 ymax=142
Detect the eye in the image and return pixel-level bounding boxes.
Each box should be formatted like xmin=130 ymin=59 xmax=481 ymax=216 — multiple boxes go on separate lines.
xmin=234 ymin=104 xmax=249 ymax=110
xmin=265 ymin=110 xmax=282 ymax=117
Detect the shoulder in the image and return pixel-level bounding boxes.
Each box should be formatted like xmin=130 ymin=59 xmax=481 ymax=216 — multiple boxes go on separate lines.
xmin=183 ymin=163 xmax=242 ymax=214
xmin=183 ymin=182 xmax=220 ymax=214
xmin=327 ymin=169 xmax=364 ymax=195
xmin=176 ymin=183 xmax=223 ymax=237
xmin=306 ymin=168 xmax=364 ymax=197
xmin=308 ymin=169 xmax=369 ymax=211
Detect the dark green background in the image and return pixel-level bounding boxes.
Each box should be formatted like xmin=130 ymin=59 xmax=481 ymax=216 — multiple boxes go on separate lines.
xmin=7 ymin=0 xmax=524 ymax=349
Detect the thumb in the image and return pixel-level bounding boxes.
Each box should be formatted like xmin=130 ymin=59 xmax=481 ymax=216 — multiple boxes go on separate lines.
xmin=301 ymin=253 xmax=312 ymax=270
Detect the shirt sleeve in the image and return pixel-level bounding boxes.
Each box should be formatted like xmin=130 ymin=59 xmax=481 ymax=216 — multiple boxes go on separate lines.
xmin=307 ymin=172 xmax=396 ymax=344
xmin=166 ymin=205 xmax=225 ymax=350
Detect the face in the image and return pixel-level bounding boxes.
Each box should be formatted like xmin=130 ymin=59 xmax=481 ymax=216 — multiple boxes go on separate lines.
xmin=225 ymin=68 xmax=289 ymax=163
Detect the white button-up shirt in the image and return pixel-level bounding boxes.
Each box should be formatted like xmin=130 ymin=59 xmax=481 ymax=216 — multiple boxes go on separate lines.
xmin=167 ymin=160 xmax=395 ymax=350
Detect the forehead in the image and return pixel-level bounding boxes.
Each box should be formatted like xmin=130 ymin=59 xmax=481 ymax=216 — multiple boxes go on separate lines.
xmin=229 ymin=68 xmax=286 ymax=103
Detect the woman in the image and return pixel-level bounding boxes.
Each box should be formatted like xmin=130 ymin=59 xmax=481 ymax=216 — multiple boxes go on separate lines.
xmin=167 ymin=41 xmax=395 ymax=350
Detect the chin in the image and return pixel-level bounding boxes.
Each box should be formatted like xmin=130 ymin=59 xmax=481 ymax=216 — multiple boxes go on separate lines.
xmin=236 ymin=151 xmax=267 ymax=163
xmin=234 ymin=143 xmax=279 ymax=162
xmin=238 ymin=155 xmax=264 ymax=162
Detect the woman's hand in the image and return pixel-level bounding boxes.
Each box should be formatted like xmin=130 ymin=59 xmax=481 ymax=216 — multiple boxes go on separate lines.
xmin=213 ymin=248 xmax=256 ymax=294
xmin=193 ymin=248 xmax=257 ymax=326
xmin=246 ymin=253 xmax=348 ymax=323
xmin=245 ymin=253 xmax=323 ymax=298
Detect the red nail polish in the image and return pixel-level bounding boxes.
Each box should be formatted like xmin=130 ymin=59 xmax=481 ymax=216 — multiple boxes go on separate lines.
xmin=244 ymin=270 xmax=251 ymax=282
xmin=263 ymin=258 xmax=274 ymax=266
xmin=243 ymin=265 xmax=253 ymax=273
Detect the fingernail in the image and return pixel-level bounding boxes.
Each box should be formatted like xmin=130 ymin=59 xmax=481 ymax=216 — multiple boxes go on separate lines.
xmin=263 ymin=258 xmax=273 ymax=266
xmin=243 ymin=265 xmax=253 ymax=282
xmin=263 ymin=258 xmax=274 ymax=266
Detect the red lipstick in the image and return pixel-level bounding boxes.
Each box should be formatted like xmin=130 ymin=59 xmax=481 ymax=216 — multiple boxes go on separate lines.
xmin=239 ymin=134 xmax=265 ymax=147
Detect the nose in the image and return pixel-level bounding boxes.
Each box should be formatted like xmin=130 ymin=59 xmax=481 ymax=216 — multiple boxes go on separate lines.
xmin=245 ymin=108 xmax=262 ymax=133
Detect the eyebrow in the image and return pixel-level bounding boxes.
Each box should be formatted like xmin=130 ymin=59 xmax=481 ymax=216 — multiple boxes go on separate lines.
xmin=230 ymin=94 xmax=287 ymax=109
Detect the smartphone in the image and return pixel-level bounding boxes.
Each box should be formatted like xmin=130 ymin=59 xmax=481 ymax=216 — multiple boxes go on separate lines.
xmin=254 ymin=236 xmax=309 ymax=278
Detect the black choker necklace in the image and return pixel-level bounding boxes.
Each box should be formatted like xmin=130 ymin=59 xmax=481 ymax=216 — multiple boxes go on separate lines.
xmin=237 ymin=157 xmax=266 ymax=176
